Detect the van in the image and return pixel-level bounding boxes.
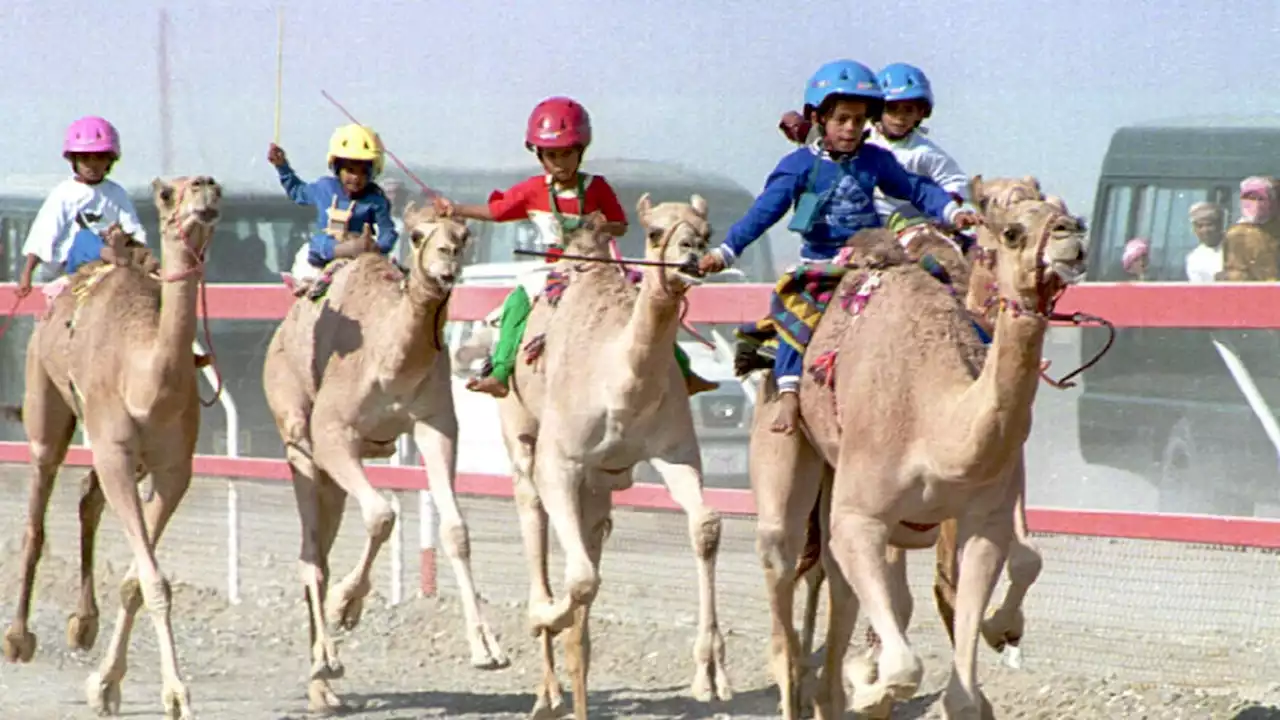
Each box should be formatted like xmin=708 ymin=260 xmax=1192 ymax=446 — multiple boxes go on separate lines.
xmin=1079 ymin=117 xmax=1280 ymax=516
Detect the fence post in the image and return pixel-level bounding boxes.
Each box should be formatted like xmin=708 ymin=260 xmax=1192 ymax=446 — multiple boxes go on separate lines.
xmin=195 ymin=338 xmax=241 ymax=606
xmin=419 ymin=490 xmax=438 ymax=597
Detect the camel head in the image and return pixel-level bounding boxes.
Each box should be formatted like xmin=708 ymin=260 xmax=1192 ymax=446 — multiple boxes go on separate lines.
xmin=152 ymin=175 xmax=222 ymax=256
xmin=971 ymin=174 xmax=1051 ymax=214
xmin=984 ymin=198 xmax=1088 ymax=314
xmin=635 ymin=192 xmax=712 ymax=291
xmin=403 ymin=201 xmax=471 ymax=288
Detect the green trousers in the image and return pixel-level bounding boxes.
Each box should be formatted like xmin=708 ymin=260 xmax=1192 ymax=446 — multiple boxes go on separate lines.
xmin=487 ymin=286 xmax=693 ymax=385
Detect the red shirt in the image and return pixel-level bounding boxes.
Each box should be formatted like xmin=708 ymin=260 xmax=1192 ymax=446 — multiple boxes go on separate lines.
xmin=487 ymin=173 xmax=627 ymax=248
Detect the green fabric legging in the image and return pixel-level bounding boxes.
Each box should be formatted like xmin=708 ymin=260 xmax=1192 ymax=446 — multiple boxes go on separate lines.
xmin=487 ymin=285 xmax=693 ymax=385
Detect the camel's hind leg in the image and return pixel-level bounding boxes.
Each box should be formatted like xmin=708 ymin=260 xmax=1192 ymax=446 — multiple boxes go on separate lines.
xmin=748 ymin=388 xmax=824 ymax=720
xmin=649 ymin=453 xmax=733 ymax=703
xmin=3 ymin=362 xmax=77 ymax=664
xmin=413 ymin=415 xmax=509 ymax=669
xmin=68 ymin=470 xmax=107 ymax=652
xmin=85 ymin=443 xmax=195 ymax=720
xmin=813 ymin=481 xmax=860 ymax=720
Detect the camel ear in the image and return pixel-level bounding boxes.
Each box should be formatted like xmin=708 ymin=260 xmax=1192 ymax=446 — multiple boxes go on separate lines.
xmin=969 ymin=176 xmax=988 ymax=214
xmin=636 ymin=192 xmax=653 ymax=225
xmin=152 ymin=178 xmax=175 ymax=208
xmin=1023 ymin=175 xmax=1042 ymax=194
xmin=690 ymin=193 xmax=708 ymax=218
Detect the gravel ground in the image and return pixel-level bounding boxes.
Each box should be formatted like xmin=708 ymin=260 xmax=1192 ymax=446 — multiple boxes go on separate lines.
xmin=3 ymin=540 xmax=1280 ymax=720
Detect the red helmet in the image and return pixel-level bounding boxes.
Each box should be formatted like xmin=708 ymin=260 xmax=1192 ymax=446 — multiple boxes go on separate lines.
xmin=525 ymin=96 xmax=592 ymax=150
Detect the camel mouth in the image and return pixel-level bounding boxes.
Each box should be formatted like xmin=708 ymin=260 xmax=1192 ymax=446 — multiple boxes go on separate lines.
xmin=188 ymin=207 xmax=220 ymax=225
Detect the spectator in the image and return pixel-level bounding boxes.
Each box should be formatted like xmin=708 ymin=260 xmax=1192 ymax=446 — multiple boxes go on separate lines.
xmin=1185 ymin=201 xmax=1224 ymax=283
xmin=1218 ymin=176 xmax=1280 ymax=282
xmin=1122 ymin=237 xmax=1150 ymax=281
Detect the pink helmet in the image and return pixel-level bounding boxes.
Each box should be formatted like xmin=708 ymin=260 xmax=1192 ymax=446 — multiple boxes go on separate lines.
xmin=63 ymin=116 xmax=121 ymax=160
xmin=525 ymin=97 xmax=592 ymax=150
xmin=1122 ymin=237 xmax=1150 ymax=274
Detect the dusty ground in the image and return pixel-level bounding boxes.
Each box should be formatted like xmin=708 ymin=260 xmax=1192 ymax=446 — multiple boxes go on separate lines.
xmin=2 ymin=544 xmax=1279 ymax=719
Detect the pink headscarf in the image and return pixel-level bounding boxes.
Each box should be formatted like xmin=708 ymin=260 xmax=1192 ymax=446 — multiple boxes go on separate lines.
xmin=1122 ymin=237 xmax=1150 ymax=275
xmin=1240 ymin=176 xmax=1275 ymax=224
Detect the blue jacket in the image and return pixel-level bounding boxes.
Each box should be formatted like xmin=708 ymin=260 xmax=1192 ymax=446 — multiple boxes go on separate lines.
xmin=276 ymin=163 xmax=398 ymax=267
xmin=716 ymin=139 xmax=960 ymax=265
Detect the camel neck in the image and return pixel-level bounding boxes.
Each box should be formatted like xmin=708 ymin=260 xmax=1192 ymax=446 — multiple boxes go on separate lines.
xmin=153 ymin=227 xmax=203 ymax=380
xmin=388 ymin=268 xmax=449 ymax=375
xmin=621 ymin=267 xmax=683 ymax=380
xmin=950 ymin=304 xmax=1047 ymax=477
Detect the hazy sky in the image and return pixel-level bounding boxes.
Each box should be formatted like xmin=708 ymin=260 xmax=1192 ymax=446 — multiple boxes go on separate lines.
xmin=3 ymin=0 xmax=1278 ymax=222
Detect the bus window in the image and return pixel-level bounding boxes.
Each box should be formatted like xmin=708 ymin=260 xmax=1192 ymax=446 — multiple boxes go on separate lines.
xmin=1095 ymin=185 xmax=1134 ymax=281
xmin=1130 ymin=186 xmax=1209 ymax=281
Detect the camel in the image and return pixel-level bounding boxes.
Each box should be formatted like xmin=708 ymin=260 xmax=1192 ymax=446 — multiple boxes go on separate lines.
xmin=1 ymin=176 xmax=223 ymax=719
xmin=494 ymin=194 xmax=732 ymax=719
xmin=261 ymin=201 xmax=508 ymax=713
xmin=749 ymin=191 xmax=1086 ymax=719
xmin=789 ymin=176 xmax=1059 ymax=702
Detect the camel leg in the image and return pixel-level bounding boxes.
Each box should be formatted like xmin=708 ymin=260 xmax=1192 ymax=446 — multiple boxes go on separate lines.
xmin=564 ymin=487 xmax=612 ymax=720
xmin=829 ymin=503 xmax=923 ymax=713
xmin=68 ymin=470 xmax=107 ymax=652
xmin=499 ymin=418 xmax=564 ymax=719
xmin=748 ymin=398 xmax=824 ymax=720
xmin=85 ymin=448 xmax=194 ymax=720
xmin=413 ymin=418 xmax=509 ymax=669
xmin=814 ymin=500 xmax=860 ymax=720
xmin=848 ymin=543 xmax=914 ymax=719
xmin=290 ymin=441 xmax=349 ymax=714
xmin=934 ymin=518 xmax=961 ymax=646
xmin=981 ymin=457 xmax=1041 ymax=669
xmin=526 ymin=450 xmax=593 ymax=635
xmin=943 ymin=502 xmax=1011 ymax=720
xmin=3 ymin=365 xmax=77 ymax=664
xmin=310 ymin=417 xmax=396 ymax=634
xmin=649 ymin=455 xmax=733 ymax=703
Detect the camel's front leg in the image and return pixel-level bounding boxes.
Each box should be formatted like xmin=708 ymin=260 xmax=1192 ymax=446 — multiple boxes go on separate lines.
xmin=981 ymin=457 xmax=1041 ymax=669
xmin=413 ymin=418 xmax=509 ymax=669
xmin=565 ymin=489 xmax=612 ymax=720
xmin=311 ymin=419 xmax=396 ymax=634
xmin=848 ymin=542 xmax=915 ymax=719
xmin=829 ymin=506 xmax=923 ymax=714
xmin=649 ymin=455 xmax=733 ymax=703
xmin=86 ymin=449 xmax=194 ymax=720
xmin=943 ymin=505 xmax=1013 ymax=720
xmin=527 ymin=450 xmax=593 ymax=636
xmin=68 ymin=470 xmax=107 ymax=652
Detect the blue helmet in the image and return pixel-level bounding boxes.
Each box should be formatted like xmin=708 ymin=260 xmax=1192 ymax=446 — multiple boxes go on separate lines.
xmin=877 ymin=63 xmax=934 ymax=117
xmin=803 ymin=59 xmax=884 ymax=118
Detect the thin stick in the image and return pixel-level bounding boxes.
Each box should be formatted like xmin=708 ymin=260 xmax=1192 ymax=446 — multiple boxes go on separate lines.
xmin=320 ymin=89 xmax=440 ymax=198
xmin=273 ymin=8 xmax=284 ymax=145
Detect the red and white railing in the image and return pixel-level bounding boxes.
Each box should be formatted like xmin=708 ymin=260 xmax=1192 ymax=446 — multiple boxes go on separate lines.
xmin=1 ymin=281 xmax=1278 ymax=603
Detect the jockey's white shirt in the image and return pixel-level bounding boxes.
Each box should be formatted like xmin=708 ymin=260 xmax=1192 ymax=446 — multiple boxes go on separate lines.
xmin=22 ymin=177 xmax=146 ymax=265
xmin=866 ymin=126 xmax=970 ymax=224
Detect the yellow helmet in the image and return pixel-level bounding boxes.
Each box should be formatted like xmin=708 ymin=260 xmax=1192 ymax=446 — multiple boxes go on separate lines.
xmin=327 ymin=123 xmax=385 ymax=176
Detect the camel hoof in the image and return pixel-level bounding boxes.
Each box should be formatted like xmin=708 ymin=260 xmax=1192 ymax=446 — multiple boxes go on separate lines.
xmin=307 ymin=679 xmax=347 ymax=715
xmin=326 ymin=581 xmax=370 ymax=631
xmin=528 ymin=695 xmax=567 ymax=720
xmin=67 ymin=612 xmax=100 ymax=651
xmin=691 ymin=629 xmax=734 ymax=702
xmin=312 ymin=657 xmax=346 ymax=681
xmin=2 ymin=626 xmax=36 ymax=663
xmin=1003 ymin=644 xmax=1024 ymax=670
xmin=162 ymin=684 xmax=194 ymax=720
xmin=851 ymin=684 xmax=894 ymax=719
xmin=85 ymin=671 xmax=123 ymax=717
xmin=941 ymin=690 xmax=994 ymax=720
xmin=470 ymin=623 xmax=510 ymax=669
xmin=527 ymin=603 xmax=574 ymax=636
xmin=845 ymin=652 xmax=878 ymax=687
